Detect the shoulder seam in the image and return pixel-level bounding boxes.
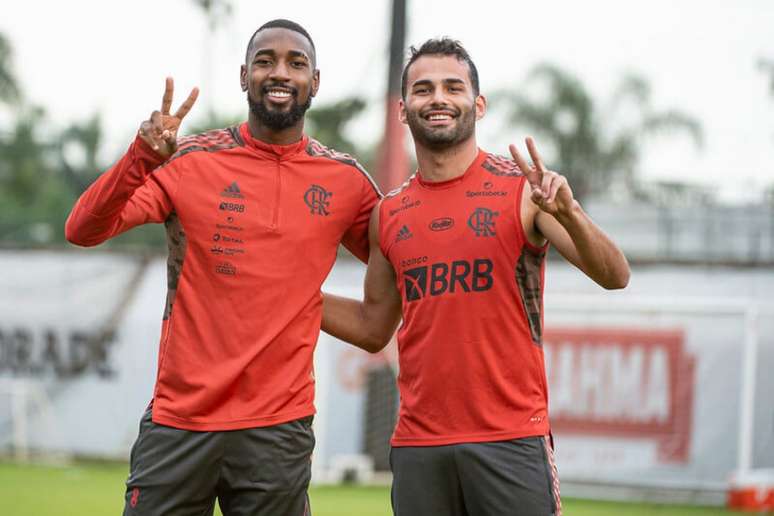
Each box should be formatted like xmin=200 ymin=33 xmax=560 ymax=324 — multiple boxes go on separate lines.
xmin=481 ymin=152 xmax=524 ymax=177
xmin=167 ymin=127 xmax=241 ymax=163
xmin=305 ymin=138 xmax=382 ymax=197
xmin=384 ymin=173 xmax=415 ymax=199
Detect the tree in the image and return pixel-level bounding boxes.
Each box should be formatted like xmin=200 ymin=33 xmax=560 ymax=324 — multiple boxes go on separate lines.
xmin=306 ymin=97 xmax=368 ymax=157
xmin=0 ymin=33 xmax=20 ymax=105
xmin=58 ymin=114 xmax=103 ymax=193
xmin=495 ymin=64 xmax=703 ymax=201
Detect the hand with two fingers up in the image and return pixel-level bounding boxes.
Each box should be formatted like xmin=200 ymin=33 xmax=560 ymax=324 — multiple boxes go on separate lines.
xmin=509 ymin=137 xmax=577 ymax=219
xmin=138 ymin=77 xmax=199 ymax=159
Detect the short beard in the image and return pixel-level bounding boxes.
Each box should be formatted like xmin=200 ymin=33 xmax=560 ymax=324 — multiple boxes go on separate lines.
xmin=406 ymin=104 xmax=476 ymax=150
xmin=248 ymin=91 xmax=313 ymax=131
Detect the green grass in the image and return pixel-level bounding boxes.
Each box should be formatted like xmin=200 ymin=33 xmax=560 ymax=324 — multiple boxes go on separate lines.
xmin=0 ymin=461 xmax=749 ymax=516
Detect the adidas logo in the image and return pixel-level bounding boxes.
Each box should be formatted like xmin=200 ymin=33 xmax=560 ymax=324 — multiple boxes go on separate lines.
xmin=221 ymin=181 xmax=244 ymax=199
xmin=395 ymin=225 xmax=413 ymax=243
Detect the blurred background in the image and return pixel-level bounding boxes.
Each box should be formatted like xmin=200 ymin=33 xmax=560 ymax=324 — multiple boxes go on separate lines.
xmin=1 ymin=0 xmax=773 ymax=514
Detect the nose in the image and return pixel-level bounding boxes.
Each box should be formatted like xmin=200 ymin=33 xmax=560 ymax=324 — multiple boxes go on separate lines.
xmin=430 ymin=87 xmax=449 ymax=107
xmin=269 ymin=60 xmax=291 ymax=81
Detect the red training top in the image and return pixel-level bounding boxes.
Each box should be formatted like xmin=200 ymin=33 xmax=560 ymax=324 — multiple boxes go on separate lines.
xmin=66 ymin=123 xmax=380 ymax=431
xmin=379 ymin=149 xmax=550 ymax=446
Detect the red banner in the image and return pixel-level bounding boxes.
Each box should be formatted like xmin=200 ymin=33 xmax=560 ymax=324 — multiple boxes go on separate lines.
xmin=544 ymin=328 xmax=695 ymax=463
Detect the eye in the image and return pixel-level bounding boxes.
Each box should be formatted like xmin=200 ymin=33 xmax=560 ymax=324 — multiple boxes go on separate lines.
xmin=291 ymin=60 xmax=307 ymax=68
xmin=414 ymin=87 xmax=429 ymax=95
xmin=254 ymin=58 xmax=272 ymax=66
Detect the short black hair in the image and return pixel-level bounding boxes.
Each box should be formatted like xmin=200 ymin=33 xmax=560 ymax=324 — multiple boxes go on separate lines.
xmin=245 ymin=19 xmax=316 ymax=66
xmin=401 ymin=38 xmax=480 ymax=99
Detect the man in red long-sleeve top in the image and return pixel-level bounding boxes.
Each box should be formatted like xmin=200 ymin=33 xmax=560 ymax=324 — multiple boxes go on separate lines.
xmin=65 ymin=19 xmax=379 ymax=516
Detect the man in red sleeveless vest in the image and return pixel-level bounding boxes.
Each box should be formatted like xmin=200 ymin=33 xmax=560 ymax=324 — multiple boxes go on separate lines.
xmin=66 ymin=19 xmax=380 ymax=516
xmin=322 ymin=38 xmax=630 ymax=516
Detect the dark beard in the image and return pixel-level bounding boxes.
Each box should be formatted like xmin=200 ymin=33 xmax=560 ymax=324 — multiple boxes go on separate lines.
xmin=248 ymin=91 xmax=313 ymax=131
xmin=406 ymin=104 xmax=476 ymax=150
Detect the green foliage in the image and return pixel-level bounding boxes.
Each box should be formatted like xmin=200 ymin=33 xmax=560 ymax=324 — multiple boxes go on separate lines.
xmin=0 ymin=23 xmax=363 ymax=249
xmin=306 ymin=97 xmax=367 ymax=156
xmin=0 ymin=33 xmax=20 ymax=105
xmin=0 ymin=105 xmax=115 ymax=246
xmin=495 ymin=63 xmax=703 ymax=201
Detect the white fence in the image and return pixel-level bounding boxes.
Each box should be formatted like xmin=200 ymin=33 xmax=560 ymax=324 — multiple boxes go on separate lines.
xmin=1 ymin=250 xmax=773 ymax=505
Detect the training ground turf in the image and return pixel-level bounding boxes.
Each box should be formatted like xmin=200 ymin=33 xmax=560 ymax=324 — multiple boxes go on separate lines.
xmin=0 ymin=461 xmax=749 ymax=515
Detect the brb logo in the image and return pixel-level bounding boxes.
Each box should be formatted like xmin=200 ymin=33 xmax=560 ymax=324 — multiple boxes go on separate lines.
xmin=468 ymin=208 xmax=498 ymax=237
xmin=304 ymin=184 xmax=332 ymax=216
xmin=403 ymin=258 xmax=493 ymax=302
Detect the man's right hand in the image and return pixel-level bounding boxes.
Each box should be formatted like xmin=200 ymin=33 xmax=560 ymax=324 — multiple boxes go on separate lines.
xmin=138 ymin=77 xmax=199 ymax=159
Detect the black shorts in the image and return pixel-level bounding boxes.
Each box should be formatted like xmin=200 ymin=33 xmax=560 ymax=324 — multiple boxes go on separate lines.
xmin=123 ymin=407 xmax=315 ymax=516
xmin=390 ymin=436 xmax=561 ymax=516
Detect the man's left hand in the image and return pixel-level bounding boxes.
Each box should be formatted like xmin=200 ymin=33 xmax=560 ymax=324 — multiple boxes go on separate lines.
xmin=509 ymin=137 xmax=576 ymax=218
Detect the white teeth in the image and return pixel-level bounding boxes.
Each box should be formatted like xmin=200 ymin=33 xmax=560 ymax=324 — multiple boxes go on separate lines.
xmin=428 ymin=114 xmax=451 ymax=121
xmin=268 ymin=90 xmax=291 ymax=98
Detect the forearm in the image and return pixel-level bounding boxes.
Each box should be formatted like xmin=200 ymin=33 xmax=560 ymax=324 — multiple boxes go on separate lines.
xmin=65 ymin=136 xmax=163 ymax=246
xmin=555 ymin=201 xmax=630 ymax=289
xmin=321 ymin=293 xmax=397 ymax=353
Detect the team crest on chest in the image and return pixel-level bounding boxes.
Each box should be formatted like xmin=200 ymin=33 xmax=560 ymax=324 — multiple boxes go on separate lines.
xmin=468 ymin=207 xmax=499 ymax=237
xmin=304 ymin=184 xmax=332 ymax=216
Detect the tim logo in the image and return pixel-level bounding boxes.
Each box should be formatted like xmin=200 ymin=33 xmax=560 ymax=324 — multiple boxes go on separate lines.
xmin=468 ymin=208 xmax=498 ymax=237
xmin=403 ymin=259 xmax=493 ymax=302
xmin=304 ymin=184 xmax=332 ymax=216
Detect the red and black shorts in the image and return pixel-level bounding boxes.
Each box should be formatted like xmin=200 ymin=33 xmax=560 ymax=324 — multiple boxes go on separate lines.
xmin=123 ymin=407 xmax=314 ymax=516
xmin=390 ymin=435 xmax=561 ymax=516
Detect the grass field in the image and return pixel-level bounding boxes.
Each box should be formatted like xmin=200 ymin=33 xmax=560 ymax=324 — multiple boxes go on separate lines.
xmin=0 ymin=461 xmax=750 ymax=516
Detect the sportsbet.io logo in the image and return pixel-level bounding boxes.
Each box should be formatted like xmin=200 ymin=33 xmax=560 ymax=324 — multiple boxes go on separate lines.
xmin=468 ymin=207 xmax=498 ymax=237
xmin=403 ymin=258 xmax=493 ymax=302
xmin=304 ymin=184 xmax=332 ymax=216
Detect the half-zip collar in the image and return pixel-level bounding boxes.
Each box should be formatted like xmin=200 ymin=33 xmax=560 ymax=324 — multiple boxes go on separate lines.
xmin=239 ymin=123 xmax=309 ymax=160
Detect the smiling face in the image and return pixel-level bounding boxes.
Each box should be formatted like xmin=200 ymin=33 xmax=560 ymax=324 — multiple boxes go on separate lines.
xmin=400 ymin=55 xmax=486 ymax=150
xmin=241 ymin=27 xmax=320 ymax=132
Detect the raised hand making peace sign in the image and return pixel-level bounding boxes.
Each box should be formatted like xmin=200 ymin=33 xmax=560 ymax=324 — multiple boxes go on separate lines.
xmin=138 ymin=77 xmax=199 ymax=159
xmin=509 ymin=137 xmax=576 ymax=218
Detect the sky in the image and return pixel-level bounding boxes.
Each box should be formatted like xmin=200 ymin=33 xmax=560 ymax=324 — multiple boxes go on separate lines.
xmin=2 ymin=0 xmax=773 ymax=203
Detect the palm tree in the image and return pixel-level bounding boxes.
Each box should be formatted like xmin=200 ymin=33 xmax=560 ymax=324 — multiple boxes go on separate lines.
xmin=0 ymin=32 xmax=20 ymax=105
xmin=495 ymin=64 xmax=703 ymax=201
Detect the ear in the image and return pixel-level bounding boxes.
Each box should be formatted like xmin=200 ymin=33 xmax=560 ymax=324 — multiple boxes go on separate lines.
xmin=311 ymin=69 xmax=320 ymax=97
xmin=398 ymin=98 xmax=408 ymax=125
xmin=240 ymin=64 xmax=248 ymax=92
xmin=475 ymin=94 xmax=487 ymax=121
